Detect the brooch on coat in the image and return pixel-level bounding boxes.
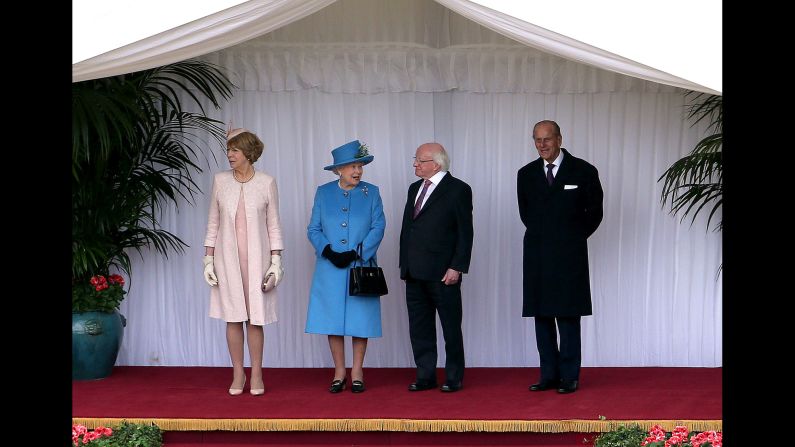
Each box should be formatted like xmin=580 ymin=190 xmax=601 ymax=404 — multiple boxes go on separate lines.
xmin=361 ymin=185 xmax=369 ymax=196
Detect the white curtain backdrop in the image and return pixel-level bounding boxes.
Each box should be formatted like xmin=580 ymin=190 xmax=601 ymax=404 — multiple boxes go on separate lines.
xmin=115 ymin=0 xmax=721 ymax=368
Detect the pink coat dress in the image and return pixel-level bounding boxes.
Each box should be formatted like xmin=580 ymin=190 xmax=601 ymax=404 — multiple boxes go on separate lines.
xmin=204 ymin=170 xmax=283 ymax=326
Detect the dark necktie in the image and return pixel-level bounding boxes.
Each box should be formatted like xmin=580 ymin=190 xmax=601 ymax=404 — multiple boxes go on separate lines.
xmin=413 ymin=179 xmax=432 ymax=218
xmin=546 ymin=163 xmax=555 ymax=186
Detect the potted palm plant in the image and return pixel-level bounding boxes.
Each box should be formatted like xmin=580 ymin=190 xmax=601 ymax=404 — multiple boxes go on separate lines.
xmin=72 ymin=59 xmax=234 ymax=380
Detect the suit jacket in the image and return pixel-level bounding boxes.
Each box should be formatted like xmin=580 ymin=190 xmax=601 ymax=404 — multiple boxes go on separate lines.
xmin=399 ymin=172 xmax=474 ymax=281
xmin=517 ymin=148 xmax=603 ymax=317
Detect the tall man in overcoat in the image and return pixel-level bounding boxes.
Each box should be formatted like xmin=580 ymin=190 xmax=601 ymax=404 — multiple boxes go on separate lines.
xmin=399 ymin=142 xmax=473 ymax=393
xmin=517 ymin=120 xmax=603 ymax=394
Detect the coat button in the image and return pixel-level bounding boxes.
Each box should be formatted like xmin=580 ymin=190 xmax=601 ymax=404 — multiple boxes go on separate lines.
xmin=342 ymin=207 xmax=348 ymax=212
xmin=343 ymin=191 xmax=349 ymax=197
xmin=341 ymin=222 xmax=347 ymax=227
xmin=341 ymin=239 xmax=347 ymax=244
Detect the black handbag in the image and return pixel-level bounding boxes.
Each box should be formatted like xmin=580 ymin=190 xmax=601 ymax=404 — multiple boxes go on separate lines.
xmin=348 ymin=243 xmax=388 ymax=297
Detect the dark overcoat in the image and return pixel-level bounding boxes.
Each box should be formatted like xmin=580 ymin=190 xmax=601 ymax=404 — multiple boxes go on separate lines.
xmin=516 ymin=148 xmax=603 ymax=317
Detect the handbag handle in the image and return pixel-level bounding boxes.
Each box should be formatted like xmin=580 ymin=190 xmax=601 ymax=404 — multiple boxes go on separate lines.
xmin=354 ymin=243 xmax=375 ymax=267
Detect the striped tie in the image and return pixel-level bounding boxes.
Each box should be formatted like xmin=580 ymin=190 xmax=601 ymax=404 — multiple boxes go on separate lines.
xmin=413 ymin=179 xmax=432 ymax=218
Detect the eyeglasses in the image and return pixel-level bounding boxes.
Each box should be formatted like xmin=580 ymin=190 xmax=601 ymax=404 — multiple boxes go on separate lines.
xmin=413 ymin=157 xmax=434 ymax=164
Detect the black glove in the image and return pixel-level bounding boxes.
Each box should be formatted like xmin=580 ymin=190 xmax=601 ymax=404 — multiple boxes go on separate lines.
xmin=322 ymin=244 xmax=334 ymax=261
xmin=322 ymin=245 xmax=358 ymax=268
xmin=338 ymin=249 xmax=358 ymax=266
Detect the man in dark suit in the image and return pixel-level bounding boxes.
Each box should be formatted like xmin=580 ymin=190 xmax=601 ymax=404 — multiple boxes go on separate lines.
xmin=517 ymin=120 xmax=603 ymax=394
xmin=399 ymin=142 xmax=474 ymax=393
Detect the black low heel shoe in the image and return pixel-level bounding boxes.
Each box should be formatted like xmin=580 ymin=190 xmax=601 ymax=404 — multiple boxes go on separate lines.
xmin=351 ymin=380 xmax=365 ymax=393
xmin=329 ymin=378 xmax=347 ymax=393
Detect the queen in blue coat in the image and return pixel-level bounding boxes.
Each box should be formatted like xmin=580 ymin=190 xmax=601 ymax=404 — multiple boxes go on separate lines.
xmin=305 ymin=140 xmax=386 ymax=394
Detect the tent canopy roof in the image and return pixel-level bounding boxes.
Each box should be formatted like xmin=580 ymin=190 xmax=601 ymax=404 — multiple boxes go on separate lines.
xmin=72 ymin=0 xmax=720 ymax=95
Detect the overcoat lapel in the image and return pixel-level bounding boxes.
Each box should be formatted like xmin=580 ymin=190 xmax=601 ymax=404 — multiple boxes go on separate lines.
xmin=551 ymin=150 xmax=574 ymax=189
xmin=541 ymin=148 xmax=575 ymax=193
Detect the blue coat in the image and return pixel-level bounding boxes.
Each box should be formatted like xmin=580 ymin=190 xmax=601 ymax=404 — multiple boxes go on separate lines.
xmin=305 ymin=180 xmax=386 ymax=337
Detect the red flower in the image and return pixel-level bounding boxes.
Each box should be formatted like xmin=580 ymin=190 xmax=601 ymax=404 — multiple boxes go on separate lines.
xmin=108 ymin=274 xmax=125 ymax=286
xmin=691 ymin=431 xmax=722 ymax=447
xmin=641 ymin=425 xmax=667 ymax=445
xmin=72 ymin=424 xmax=113 ymax=446
xmin=75 ymin=274 xmax=127 ymax=313
xmin=89 ymin=275 xmax=109 ymax=291
xmin=72 ymin=424 xmax=87 ymax=445
xmin=639 ymin=424 xmax=722 ymax=447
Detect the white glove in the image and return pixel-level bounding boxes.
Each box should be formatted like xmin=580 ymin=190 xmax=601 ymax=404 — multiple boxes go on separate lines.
xmin=264 ymin=254 xmax=284 ymax=288
xmin=203 ymin=255 xmax=218 ymax=286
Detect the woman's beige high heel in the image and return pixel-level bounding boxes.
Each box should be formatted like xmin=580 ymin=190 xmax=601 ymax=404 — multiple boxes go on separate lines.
xmin=229 ymin=377 xmax=246 ymax=396
xmin=250 ymin=387 xmax=265 ymax=396
xmin=249 ymin=376 xmax=265 ymax=395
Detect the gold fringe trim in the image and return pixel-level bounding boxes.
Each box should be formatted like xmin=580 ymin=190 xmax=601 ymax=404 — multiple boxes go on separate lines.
xmin=72 ymin=418 xmax=722 ymax=433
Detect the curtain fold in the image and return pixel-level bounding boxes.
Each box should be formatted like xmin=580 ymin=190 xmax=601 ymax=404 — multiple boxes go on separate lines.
xmin=203 ymin=45 xmax=676 ymax=94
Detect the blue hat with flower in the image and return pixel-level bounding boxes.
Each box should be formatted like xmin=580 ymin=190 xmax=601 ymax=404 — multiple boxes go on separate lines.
xmin=323 ymin=140 xmax=374 ymax=171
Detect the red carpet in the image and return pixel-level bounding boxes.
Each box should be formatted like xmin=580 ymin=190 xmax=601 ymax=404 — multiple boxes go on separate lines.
xmin=73 ymin=366 xmax=721 ymax=435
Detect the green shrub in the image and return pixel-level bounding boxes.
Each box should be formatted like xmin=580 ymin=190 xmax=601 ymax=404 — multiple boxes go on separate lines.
xmin=593 ymin=424 xmax=647 ymax=447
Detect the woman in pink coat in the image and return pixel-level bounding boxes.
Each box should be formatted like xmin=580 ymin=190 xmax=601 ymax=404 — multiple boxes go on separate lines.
xmin=202 ymin=128 xmax=284 ymax=396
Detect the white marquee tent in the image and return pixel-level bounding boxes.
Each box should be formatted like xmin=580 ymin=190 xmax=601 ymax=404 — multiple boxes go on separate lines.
xmin=73 ymin=0 xmax=721 ymax=94
xmin=73 ymin=0 xmax=722 ymax=369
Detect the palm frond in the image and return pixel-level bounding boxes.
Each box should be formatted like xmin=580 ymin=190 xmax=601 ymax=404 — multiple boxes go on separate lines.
xmin=659 ymin=94 xmax=722 ymax=232
xmin=72 ymin=79 xmax=143 ymax=176
xmin=72 ymin=59 xmax=236 ymax=283
xmin=685 ymin=92 xmax=722 ymax=132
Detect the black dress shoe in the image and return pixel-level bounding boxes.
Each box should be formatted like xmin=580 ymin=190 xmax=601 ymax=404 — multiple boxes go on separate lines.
xmin=408 ymin=380 xmax=437 ymax=391
xmin=557 ymin=379 xmax=578 ymax=394
xmin=529 ymin=379 xmax=560 ymax=391
xmin=440 ymin=382 xmax=462 ymax=392
xmin=351 ymin=379 xmax=365 ymax=393
xmin=329 ymin=378 xmax=347 ymax=393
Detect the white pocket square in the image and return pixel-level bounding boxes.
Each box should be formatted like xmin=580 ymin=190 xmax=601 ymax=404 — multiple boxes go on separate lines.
xmin=564 ymin=184 xmax=578 ymax=190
